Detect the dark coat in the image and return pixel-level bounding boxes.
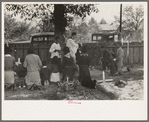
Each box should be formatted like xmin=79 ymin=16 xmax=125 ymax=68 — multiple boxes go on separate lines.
xmin=62 ymin=56 xmax=74 ymax=81
xmin=17 ymin=64 xmax=27 ymax=78
xmin=40 ymin=67 xmax=50 ymax=81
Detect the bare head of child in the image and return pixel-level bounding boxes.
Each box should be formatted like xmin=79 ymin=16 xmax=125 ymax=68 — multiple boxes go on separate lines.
xmin=20 ymin=57 xmax=25 ymax=64
xmin=63 ymin=46 xmax=70 ymax=55
xmin=42 ymin=60 xmax=47 ymax=66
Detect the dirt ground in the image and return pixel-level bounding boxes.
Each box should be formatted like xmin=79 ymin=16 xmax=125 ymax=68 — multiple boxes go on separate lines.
xmin=4 ymin=65 xmax=144 ymax=100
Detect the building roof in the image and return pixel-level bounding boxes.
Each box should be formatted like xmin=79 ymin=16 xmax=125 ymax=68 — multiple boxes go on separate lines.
xmin=99 ymin=18 xmax=107 ymax=24
xmin=30 ymin=32 xmax=54 ymax=36
xmin=9 ymin=40 xmax=31 ymax=44
xmin=93 ymin=30 xmax=120 ymax=36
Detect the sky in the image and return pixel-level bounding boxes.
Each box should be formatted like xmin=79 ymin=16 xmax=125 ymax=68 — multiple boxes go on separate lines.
xmin=86 ymin=3 xmax=145 ymax=24
xmin=86 ymin=4 xmax=120 ymax=24
xmin=4 ymin=2 xmax=145 ymax=25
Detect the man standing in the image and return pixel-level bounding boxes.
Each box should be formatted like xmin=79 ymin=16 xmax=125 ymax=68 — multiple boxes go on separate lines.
xmin=101 ymin=45 xmax=111 ymax=72
xmin=66 ymin=32 xmax=79 ymax=63
xmin=115 ymin=42 xmax=124 ymax=75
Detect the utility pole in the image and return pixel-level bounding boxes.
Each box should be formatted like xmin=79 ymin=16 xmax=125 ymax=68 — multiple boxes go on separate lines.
xmin=120 ymin=4 xmax=122 ymax=42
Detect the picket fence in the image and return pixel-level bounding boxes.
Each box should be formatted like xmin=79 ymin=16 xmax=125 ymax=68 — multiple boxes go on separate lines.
xmin=9 ymin=42 xmax=144 ymax=66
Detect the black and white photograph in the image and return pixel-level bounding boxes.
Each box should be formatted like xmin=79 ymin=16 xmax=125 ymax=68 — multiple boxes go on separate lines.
xmin=2 ymin=2 xmax=147 ymax=120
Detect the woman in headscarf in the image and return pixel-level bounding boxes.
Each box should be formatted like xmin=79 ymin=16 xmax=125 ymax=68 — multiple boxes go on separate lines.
xmin=4 ymin=45 xmax=16 ymax=90
xmin=23 ymin=47 xmax=42 ymax=90
xmin=77 ymin=46 xmax=96 ymax=89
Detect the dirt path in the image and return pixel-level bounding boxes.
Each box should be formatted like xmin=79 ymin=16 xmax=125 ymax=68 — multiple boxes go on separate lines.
xmin=4 ymin=65 xmax=144 ymax=100
xmin=91 ymin=65 xmax=144 ymax=100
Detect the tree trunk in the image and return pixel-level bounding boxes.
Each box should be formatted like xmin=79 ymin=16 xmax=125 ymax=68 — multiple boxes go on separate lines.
xmin=54 ymin=4 xmax=66 ymax=49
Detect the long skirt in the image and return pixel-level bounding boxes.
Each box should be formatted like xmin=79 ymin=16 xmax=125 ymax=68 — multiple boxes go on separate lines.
xmin=50 ymin=72 xmax=60 ymax=82
xmin=5 ymin=71 xmax=15 ymax=88
xmin=49 ymin=58 xmax=62 ymax=72
xmin=25 ymin=71 xmax=41 ymax=89
xmin=110 ymin=61 xmax=117 ymax=75
xmin=79 ymin=65 xmax=96 ymax=89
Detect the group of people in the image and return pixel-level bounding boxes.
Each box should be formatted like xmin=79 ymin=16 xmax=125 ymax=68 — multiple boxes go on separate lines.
xmin=4 ymin=32 xmax=124 ymax=91
xmin=101 ymin=42 xmax=124 ymax=75
xmin=4 ymin=32 xmax=97 ymax=91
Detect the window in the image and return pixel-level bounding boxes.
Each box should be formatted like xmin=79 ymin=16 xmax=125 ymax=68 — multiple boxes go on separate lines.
xmin=109 ymin=35 xmax=113 ymax=38
xmin=48 ymin=36 xmax=54 ymax=41
xmin=97 ymin=36 xmax=102 ymax=40
xmin=33 ymin=37 xmax=38 ymax=41
xmin=93 ymin=36 xmax=97 ymax=40
xmin=32 ymin=34 xmax=54 ymax=43
xmin=38 ymin=37 xmax=43 ymax=41
xmin=45 ymin=37 xmax=48 ymax=41
xmin=114 ymin=35 xmax=118 ymax=41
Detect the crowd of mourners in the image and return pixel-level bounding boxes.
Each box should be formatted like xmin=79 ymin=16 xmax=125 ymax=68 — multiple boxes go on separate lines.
xmin=4 ymin=32 xmax=124 ymax=91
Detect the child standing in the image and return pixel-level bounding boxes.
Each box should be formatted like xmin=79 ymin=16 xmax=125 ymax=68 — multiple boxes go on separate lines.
xmin=50 ymin=56 xmax=60 ymax=85
xmin=40 ymin=60 xmax=50 ymax=86
xmin=17 ymin=57 xmax=27 ymax=88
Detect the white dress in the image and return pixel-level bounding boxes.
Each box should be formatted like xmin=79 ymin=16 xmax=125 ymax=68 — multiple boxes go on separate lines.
xmin=50 ymin=72 xmax=60 ymax=82
xmin=66 ymin=38 xmax=78 ymax=58
xmin=49 ymin=42 xmax=61 ymax=58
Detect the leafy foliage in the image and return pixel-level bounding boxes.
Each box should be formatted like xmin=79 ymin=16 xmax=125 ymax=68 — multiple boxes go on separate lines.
xmin=4 ymin=13 xmax=36 ymax=42
xmin=5 ymin=4 xmax=99 ymax=33
xmin=5 ymin=3 xmax=99 ymax=47
xmin=4 ymin=13 xmax=18 ymax=42
xmin=65 ymin=17 xmax=100 ymax=43
xmin=114 ymin=5 xmax=144 ymax=41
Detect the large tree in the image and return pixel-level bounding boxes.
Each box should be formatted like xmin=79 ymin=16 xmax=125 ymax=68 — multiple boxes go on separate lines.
xmin=114 ymin=5 xmax=144 ymax=41
xmin=5 ymin=3 xmax=99 ymax=47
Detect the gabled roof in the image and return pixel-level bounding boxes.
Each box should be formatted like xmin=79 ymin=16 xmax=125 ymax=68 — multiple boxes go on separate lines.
xmin=9 ymin=40 xmax=31 ymax=44
xmin=99 ymin=18 xmax=107 ymax=24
